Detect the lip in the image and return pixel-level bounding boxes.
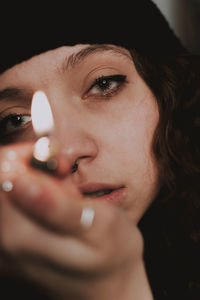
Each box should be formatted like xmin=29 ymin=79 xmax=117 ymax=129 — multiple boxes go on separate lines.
xmin=79 ymin=183 xmax=126 ymax=204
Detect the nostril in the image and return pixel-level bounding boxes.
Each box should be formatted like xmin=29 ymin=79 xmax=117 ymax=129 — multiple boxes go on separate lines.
xmin=71 ymin=156 xmax=91 ymax=173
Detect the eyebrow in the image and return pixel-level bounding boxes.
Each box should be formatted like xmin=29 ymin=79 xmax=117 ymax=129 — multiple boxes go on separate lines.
xmin=0 ymin=87 xmax=32 ymax=102
xmin=61 ymin=44 xmax=132 ymax=72
xmin=0 ymin=45 xmax=132 ymax=101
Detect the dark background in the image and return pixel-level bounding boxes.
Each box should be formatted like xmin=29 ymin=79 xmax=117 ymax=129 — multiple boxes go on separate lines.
xmin=152 ymin=0 xmax=200 ymax=54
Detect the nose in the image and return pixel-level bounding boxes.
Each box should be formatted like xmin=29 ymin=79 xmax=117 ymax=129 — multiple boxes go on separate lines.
xmin=60 ymin=134 xmax=98 ymax=173
xmin=54 ymin=119 xmax=98 ymax=176
xmin=48 ymin=89 xmax=99 ymax=177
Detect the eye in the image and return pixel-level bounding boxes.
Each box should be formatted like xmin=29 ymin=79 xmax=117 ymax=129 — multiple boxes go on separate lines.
xmin=85 ymin=74 xmax=127 ymax=99
xmin=0 ymin=113 xmax=31 ymax=137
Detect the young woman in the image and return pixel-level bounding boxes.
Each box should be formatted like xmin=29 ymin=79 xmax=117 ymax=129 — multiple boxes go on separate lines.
xmin=0 ymin=1 xmax=199 ymax=299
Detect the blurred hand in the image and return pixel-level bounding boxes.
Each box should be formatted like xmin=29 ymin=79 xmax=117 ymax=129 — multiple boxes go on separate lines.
xmin=0 ymin=142 xmax=153 ymax=300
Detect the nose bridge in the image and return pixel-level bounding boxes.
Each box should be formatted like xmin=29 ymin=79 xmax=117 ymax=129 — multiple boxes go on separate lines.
xmin=53 ymin=102 xmax=98 ymax=167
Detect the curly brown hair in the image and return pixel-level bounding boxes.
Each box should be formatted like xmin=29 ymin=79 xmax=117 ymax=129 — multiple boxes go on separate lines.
xmin=131 ymin=50 xmax=200 ymax=299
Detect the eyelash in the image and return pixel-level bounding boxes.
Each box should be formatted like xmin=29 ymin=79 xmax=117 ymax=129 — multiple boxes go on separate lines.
xmin=0 ymin=74 xmax=127 ymax=143
xmin=85 ymin=74 xmax=127 ymax=99
xmin=0 ymin=113 xmax=31 ymax=141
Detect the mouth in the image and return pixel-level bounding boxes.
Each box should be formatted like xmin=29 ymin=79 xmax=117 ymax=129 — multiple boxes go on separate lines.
xmin=80 ymin=184 xmax=126 ymax=204
xmin=83 ymin=189 xmax=114 ymax=198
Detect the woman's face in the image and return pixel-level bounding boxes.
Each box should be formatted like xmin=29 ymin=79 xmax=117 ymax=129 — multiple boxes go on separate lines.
xmin=0 ymin=44 xmax=160 ymax=223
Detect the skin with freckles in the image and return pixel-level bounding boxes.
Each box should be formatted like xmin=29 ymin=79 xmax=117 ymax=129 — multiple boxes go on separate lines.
xmin=0 ymin=44 xmax=159 ymax=299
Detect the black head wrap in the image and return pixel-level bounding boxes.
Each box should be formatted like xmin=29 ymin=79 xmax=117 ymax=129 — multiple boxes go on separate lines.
xmin=0 ymin=0 xmax=186 ymax=73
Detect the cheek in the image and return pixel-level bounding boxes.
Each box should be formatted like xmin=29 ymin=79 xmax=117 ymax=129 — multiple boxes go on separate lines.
xmin=108 ymin=105 xmax=158 ymax=169
xmin=116 ymin=129 xmax=158 ymax=184
xmin=104 ymin=96 xmax=159 ymax=196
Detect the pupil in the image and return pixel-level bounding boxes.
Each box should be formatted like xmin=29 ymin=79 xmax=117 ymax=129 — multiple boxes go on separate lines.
xmin=100 ymin=79 xmax=109 ymax=89
xmin=12 ymin=115 xmax=22 ymax=126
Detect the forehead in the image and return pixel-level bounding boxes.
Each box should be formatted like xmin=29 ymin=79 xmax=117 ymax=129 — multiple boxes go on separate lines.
xmin=0 ymin=45 xmax=86 ymax=86
xmin=0 ymin=44 xmax=131 ymax=87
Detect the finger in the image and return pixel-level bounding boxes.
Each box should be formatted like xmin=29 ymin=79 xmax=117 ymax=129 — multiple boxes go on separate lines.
xmin=4 ymin=170 xmax=143 ymax=254
xmin=1 ymin=193 xmax=105 ymax=275
xmin=0 ymin=142 xmax=85 ymax=234
xmin=0 ymin=143 xmax=34 ymax=189
xmin=2 ymin=182 xmax=143 ymax=275
xmin=1 ymin=177 xmax=105 ymax=272
xmin=0 ymin=142 xmax=33 ymax=166
xmin=1 ymin=173 xmax=96 ymax=271
xmin=0 ymin=141 xmax=73 ymax=185
xmin=7 ymin=172 xmax=143 ymax=259
xmin=6 ymin=172 xmax=91 ymax=234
